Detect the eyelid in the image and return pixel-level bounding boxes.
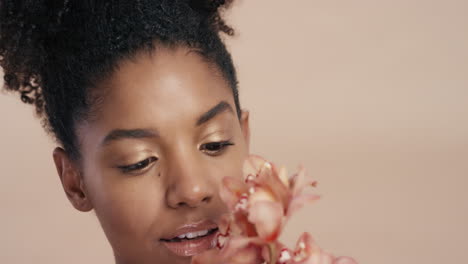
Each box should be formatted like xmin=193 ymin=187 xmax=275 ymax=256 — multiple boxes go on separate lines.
xmin=117 ymin=156 xmax=158 ymax=173
xmin=200 ymin=140 xmax=235 ymax=155
xmin=200 ymin=138 xmax=234 ymax=147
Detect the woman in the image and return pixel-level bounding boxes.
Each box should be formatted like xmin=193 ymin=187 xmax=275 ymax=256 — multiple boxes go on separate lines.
xmin=0 ymin=0 xmax=249 ymax=263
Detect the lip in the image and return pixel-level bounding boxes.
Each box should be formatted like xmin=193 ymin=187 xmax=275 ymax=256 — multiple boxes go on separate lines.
xmin=160 ymin=220 xmax=218 ymax=257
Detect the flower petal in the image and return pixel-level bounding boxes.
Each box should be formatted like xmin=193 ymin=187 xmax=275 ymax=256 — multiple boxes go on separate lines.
xmin=221 ymin=237 xmax=266 ymax=264
xmin=233 ymin=210 xmax=258 ymax=237
xmin=255 ymin=162 xmax=291 ymax=209
xmin=243 ymin=155 xmax=269 ymax=181
xmin=220 ymin=176 xmax=248 ymax=210
xmin=277 ymin=247 xmax=294 ymax=264
xmin=243 ymin=155 xmax=292 ymax=214
xmin=293 ymin=232 xmax=320 ymax=260
xmin=218 ymin=214 xmax=232 ymax=236
xmin=290 ymin=166 xmax=318 ymax=197
xmin=225 ymin=242 xmax=264 ymax=264
xmin=287 ymin=193 xmax=321 ymax=218
xmin=193 ymin=237 xmax=265 ymax=264
xmin=247 ymin=200 xmax=283 ymax=242
xmin=248 ymin=186 xmax=277 ymax=204
xmin=278 ymin=165 xmax=290 ymax=188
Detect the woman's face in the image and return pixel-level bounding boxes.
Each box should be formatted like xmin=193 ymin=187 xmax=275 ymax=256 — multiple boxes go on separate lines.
xmin=53 ymin=47 xmax=250 ymax=264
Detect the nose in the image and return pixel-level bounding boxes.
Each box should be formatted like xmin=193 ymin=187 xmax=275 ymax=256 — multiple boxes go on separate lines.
xmin=165 ymin=155 xmax=214 ymax=209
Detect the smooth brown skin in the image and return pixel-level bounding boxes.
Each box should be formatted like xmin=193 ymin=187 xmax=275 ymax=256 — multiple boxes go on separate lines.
xmin=52 ymin=46 xmax=250 ymax=264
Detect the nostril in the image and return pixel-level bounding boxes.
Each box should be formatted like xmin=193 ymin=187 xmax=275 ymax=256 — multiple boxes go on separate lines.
xmin=167 ymin=185 xmax=214 ymax=208
xmin=175 ymin=197 xmax=210 ymax=208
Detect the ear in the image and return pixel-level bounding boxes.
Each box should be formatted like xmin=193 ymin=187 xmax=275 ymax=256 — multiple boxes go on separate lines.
xmin=240 ymin=109 xmax=251 ymax=151
xmin=53 ymin=147 xmax=93 ymax=212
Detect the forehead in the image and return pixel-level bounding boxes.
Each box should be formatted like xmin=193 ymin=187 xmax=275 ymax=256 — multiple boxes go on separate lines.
xmin=88 ymin=46 xmax=234 ymax=132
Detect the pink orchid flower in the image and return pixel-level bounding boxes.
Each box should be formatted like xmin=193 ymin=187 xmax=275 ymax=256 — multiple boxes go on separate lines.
xmin=192 ymin=155 xmax=358 ymax=264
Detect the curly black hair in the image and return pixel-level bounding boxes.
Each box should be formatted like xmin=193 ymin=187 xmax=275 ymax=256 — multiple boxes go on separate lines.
xmin=0 ymin=0 xmax=240 ymax=160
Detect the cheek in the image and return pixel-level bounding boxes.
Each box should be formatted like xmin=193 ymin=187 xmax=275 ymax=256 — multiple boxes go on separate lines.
xmin=225 ymin=154 xmax=244 ymax=179
xmin=84 ymin=167 xmax=166 ymax=245
xmin=227 ymin=141 xmax=248 ymax=178
xmin=207 ymin=147 xmax=246 ymax=193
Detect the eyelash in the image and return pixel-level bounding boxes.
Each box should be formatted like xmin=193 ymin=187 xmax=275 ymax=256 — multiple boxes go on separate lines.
xmin=118 ymin=140 xmax=234 ymax=173
xmin=200 ymin=140 xmax=235 ymax=156
xmin=118 ymin=156 xmax=158 ymax=173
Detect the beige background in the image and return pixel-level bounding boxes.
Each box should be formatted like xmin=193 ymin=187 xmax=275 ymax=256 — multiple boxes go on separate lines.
xmin=1 ymin=0 xmax=467 ymax=263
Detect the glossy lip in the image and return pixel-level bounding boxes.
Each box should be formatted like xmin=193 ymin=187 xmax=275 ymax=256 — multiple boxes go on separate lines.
xmin=160 ymin=220 xmax=218 ymax=257
xmin=162 ymin=220 xmax=218 ymax=240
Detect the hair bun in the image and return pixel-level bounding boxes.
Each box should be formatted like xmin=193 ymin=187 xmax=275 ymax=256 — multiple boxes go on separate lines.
xmin=0 ymin=0 xmax=60 ymax=115
xmin=189 ymin=0 xmax=235 ymax=35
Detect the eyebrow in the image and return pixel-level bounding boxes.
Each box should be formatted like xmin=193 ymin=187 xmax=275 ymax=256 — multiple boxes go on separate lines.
xmin=196 ymin=100 xmax=234 ymax=127
xmin=101 ymin=101 xmax=234 ymax=146
xmin=101 ymin=128 xmax=159 ymax=146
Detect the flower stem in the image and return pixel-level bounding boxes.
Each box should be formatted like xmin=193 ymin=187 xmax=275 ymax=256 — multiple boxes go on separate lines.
xmin=268 ymin=242 xmax=276 ymax=264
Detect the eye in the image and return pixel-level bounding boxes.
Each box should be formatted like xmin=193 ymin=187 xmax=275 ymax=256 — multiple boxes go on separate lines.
xmin=200 ymin=140 xmax=235 ymax=156
xmin=118 ymin=156 xmax=158 ymax=173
